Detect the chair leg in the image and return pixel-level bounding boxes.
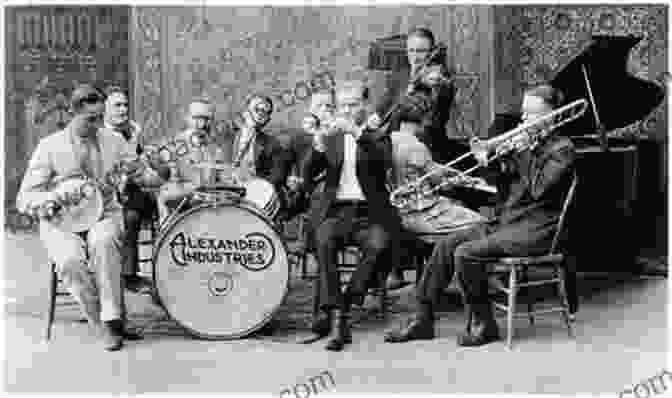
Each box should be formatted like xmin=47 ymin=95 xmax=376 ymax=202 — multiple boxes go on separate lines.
xmin=521 ymin=268 xmax=534 ymax=325
xmin=558 ymin=266 xmax=574 ymax=338
xmin=506 ymin=266 xmax=518 ymax=350
xmin=378 ymin=272 xmax=388 ymax=320
xmin=312 ymin=272 xmax=321 ymax=321
xmin=45 ymin=262 xmax=58 ymax=342
xmin=301 ymin=251 xmax=308 ymax=280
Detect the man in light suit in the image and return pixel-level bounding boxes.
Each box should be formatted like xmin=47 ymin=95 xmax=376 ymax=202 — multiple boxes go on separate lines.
xmin=295 ymin=80 xmax=401 ymax=351
xmin=17 ymin=84 xmax=163 ymax=351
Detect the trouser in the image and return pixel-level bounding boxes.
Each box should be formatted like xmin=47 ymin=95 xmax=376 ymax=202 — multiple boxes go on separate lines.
xmin=416 ymin=225 xmax=487 ymax=306
xmin=399 ymin=197 xmax=486 ymax=278
xmin=315 ymin=202 xmax=391 ymax=311
xmin=454 ymin=222 xmax=554 ymax=322
xmin=122 ymin=189 xmax=157 ymax=276
xmin=40 ymin=213 xmax=125 ymax=323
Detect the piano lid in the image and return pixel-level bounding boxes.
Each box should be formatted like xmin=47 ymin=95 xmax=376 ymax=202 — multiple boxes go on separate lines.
xmin=551 ymin=35 xmax=665 ymax=135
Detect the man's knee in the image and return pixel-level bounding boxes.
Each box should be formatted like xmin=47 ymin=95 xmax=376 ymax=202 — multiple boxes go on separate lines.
xmin=58 ymin=257 xmax=88 ymax=284
xmin=363 ymin=225 xmax=389 ymax=254
xmin=89 ymin=222 xmax=122 ymax=250
xmin=124 ymin=208 xmax=142 ymax=228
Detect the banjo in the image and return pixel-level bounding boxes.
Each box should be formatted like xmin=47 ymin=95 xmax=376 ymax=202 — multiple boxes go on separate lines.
xmin=28 ymin=155 xmax=147 ymax=234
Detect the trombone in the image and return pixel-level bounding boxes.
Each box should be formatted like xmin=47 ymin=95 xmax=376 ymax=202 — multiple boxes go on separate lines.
xmin=389 ymin=98 xmax=589 ymax=210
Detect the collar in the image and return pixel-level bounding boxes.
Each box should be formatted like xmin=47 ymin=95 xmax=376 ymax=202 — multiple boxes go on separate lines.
xmin=184 ymin=128 xmax=214 ymax=147
xmin=68 ymin=124 xmax=100 ymax=146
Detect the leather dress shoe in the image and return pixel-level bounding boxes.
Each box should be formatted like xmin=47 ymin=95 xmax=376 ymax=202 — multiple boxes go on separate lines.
xmin=325 ymin=314 xmax=351 ymax=351
xmin=124 ymin=275 xmax=153 ymax=295
xmin=102 ymin=321 xmax=123 ymax=351
xmin=457 ymin=322 xmax=500 ymax=347
xmin=118 ymin=324 xmax=144 ymax=341
xmin=310 ymin=313 xmax=331 ymax=337
xmin=384 ymin=317 xmax=435 ymax=343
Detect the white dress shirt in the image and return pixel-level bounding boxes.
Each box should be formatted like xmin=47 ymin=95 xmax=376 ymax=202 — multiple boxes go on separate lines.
xmin=335 ymin=133 xmax=365 ymax=201
xmin=105 ymin=120 xmax=141 ymax=155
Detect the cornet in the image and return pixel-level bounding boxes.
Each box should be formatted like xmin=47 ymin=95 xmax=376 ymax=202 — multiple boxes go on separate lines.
xmin=390 ymin=99 xmax=589 ymax=210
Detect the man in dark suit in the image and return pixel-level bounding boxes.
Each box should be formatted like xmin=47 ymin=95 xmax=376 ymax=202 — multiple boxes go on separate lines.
xmin=295 ymin=80 xmax=401 ymax=351
xmin=374 ymin=27 xmax=457 ymax=164
xmin=385 ymin=84 xmax=576 ymax=347
xmin=220 ymin=94 xmax=292 ymax=219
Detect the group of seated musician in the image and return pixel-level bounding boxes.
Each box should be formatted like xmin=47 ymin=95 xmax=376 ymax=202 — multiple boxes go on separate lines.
xmin=17 ymin=24 xmax=577 ymax=353
xmin=286 ymin=76 xmax=576 ymax=350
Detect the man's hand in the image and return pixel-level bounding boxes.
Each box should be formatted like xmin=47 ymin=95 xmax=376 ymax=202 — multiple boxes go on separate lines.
xmin=470 ymin=137 xmax=489 ymax=166
xmin=366 ymin=113 xmax=383 ymax=131
xmin=286 ymin=175 xmax=304 ymax=192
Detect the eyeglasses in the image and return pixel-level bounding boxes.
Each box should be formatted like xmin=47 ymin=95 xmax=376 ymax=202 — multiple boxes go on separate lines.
xmin=85 ymin=113 xmax=104 ymax=123
xmin=407 ymin=47 xmax=431 ymax=54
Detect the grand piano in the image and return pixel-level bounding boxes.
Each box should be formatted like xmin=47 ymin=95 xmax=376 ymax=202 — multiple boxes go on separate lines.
xmin=369 ymin=34 xmax=665 ymax=272
xmin=551 ymin=35 xmax=665 ymax=272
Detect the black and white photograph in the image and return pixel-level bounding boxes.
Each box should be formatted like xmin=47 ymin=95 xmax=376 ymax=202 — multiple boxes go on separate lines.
xmin=2 ymin=2 xmax=669 ymax=395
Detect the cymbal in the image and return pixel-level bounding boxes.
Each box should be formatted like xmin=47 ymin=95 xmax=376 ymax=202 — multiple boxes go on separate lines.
xmin=192 ymin=162 xmax=234 ymax=171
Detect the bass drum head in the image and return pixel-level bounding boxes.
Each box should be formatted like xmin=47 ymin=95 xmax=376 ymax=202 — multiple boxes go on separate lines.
xmin=153 ymin=203 xmax=289 ymax=339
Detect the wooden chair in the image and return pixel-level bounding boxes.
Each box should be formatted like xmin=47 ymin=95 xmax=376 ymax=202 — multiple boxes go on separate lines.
xmin=44 ymin=215 xmax=159 ymax=341
xmin=480 ymin=174 xmax=578 ymax=349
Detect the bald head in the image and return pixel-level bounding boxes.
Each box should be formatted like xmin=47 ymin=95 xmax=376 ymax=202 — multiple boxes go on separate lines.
xmin=187 ymin=100 xmax=215 ymax=133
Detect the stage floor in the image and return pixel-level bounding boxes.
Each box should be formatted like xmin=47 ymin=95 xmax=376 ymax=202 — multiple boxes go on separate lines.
xmin=3 ymin=231 xmax=668 ymax=395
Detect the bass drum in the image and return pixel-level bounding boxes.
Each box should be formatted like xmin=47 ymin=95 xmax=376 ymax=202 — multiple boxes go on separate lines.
xmin=152 ymin=202 xmax=289 ymax=339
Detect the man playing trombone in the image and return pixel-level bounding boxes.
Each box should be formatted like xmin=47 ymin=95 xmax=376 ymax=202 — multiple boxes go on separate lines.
xmin=385 ymin=84 xmax=577 ymax=347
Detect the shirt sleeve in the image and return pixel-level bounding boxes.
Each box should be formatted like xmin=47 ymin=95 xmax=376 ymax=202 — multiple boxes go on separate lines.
xmin=16 ymin=139 xmax=54 ymax=213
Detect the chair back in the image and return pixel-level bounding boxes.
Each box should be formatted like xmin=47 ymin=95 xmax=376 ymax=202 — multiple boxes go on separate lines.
xmin=549 ymin=173 xmax=578 ymax=255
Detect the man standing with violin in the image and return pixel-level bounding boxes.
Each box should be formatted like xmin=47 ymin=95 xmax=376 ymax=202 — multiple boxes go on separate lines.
xmin=103 ymin=85 xmax=156 ymax=295
xmin=17 ymin=84 xmax=163 ymax=351
xmin=374 ymin=27 xmax=456 ymax=164
xmin=294 ymin=80 xmax=400 ymax=351
xmin=373 ymin=27 xmax=458 ymax=290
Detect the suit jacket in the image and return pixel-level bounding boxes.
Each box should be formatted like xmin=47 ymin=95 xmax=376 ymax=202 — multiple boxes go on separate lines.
xmin=17 ymin=127 xmax=134 ymax=217
xmin=219 ymin=128 xmax=292 ymax=191
xmin=488 ymin=136 xmax=576 ymax=252
xmin=298 ymin=127 xmax=401 ymax=235
xmin=375 ymin=64 xmax=456 ymax=163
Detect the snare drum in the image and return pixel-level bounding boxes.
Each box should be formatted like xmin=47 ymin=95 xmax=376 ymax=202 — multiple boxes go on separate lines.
xmin=152 ymin=202 xmax=289 ymax=339
xmin=192 ymin=184 xmax=246 ymax=203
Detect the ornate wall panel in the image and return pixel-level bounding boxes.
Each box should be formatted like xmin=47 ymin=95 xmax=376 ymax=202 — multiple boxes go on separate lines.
xmin=498 ymin=5 xmax=667 ymax=140
xmin=132 ymin=6 xmax=494 ymax=143
xmin=5 ymin=6 xmax=130 ymax=213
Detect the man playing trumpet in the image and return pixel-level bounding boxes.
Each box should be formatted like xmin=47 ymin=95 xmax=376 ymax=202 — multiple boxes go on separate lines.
xmin=17 ymin=84 xmax=164 ymax=351
xmin=294 ymin=80 xmax=400 ymax=351
xmin=385 ymin=84 xmax=576 ymax=347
